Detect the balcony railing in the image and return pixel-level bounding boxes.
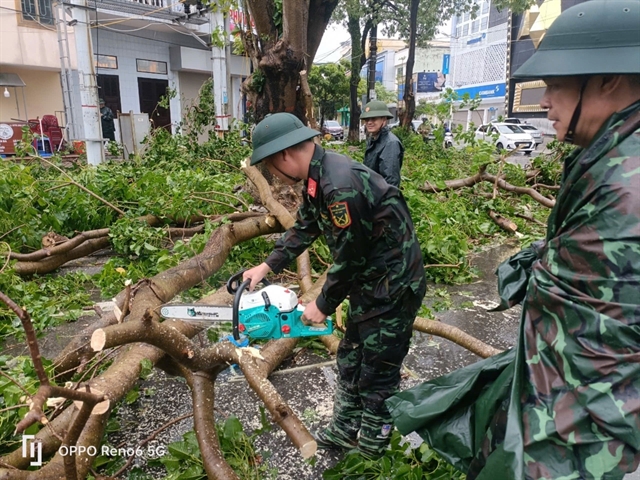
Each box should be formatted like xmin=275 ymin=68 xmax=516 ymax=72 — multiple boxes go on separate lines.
xmin=88 ymin=0 xmax=208 ymax=24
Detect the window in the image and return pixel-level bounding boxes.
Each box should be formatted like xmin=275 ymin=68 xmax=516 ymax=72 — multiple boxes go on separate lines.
xmin=482 ymin=0 xmax=489 ymax=14
xmin=456 ymin=26 xmax=462 ymax=37
xmin=462 ymin=24 xmax=469 ymax=36
xmin=95 ymin=55 xmax=118 ymax=69
xmin=396 ymin=66 xmax=403 ymax=80
xmin=463 ymin=12 xmax=470 ymax=22
xmin=471 ymin=20 xmax=479 ymax=33
xmin=481 ymin=16 xmax=488 ymax=30
xmin=136 ymin=59 xmax=168 ymax=75
xmin=21 ymin=0 xmax=53 ymax=25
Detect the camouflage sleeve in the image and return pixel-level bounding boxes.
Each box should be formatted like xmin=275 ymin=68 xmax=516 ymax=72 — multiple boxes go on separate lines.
xmin=315 ymin=188 xmax=373 ymax=315
xmin=264 ymin=199 xmax=321 ymax=273
xmin=377 ymin=141 xmax=403 ymax=187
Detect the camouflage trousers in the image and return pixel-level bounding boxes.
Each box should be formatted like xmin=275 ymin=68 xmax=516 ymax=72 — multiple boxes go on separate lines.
xmin=326 ymin=288 xmax=424 ymax=458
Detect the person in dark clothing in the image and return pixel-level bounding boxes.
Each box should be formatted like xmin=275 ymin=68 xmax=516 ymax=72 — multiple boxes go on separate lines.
xmin=99 ymin=98 xmax=116 ymax=141
xmin=361 ymin=100 xmax=404 ymax=187
xmin=243 ymin=112 xmax=426 ymax=459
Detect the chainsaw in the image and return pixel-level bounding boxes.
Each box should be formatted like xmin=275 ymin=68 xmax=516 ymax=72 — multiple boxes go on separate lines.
xmin=159 ymin=270 xmax=333 ymax=341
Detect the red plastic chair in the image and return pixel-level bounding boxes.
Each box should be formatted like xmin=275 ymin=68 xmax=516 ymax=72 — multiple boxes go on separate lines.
xmin=47 ymin=126 xmax=65 ymax=152
xmin=41 ymin=115 xmax=59 ymax=132
xmin=28 ymin=119 xmax=42 ymax=135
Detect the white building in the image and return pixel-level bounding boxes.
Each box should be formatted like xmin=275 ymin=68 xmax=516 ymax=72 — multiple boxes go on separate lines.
xmin=0 ymin=0 xmax=250 ymax=159
xmin=394 ymin=41 xmax=450 ymax=107
xmin=449 ymin=0 xmax=509 ymax=129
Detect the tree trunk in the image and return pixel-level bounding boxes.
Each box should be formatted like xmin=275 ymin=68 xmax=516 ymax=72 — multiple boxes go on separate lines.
xmin=401 ymin=0 xmax=420 ymax=127
xmin=347 ymin=15 xmax=369 ymax=142
xmin=244 ymin=0 xmax=340 ymax=124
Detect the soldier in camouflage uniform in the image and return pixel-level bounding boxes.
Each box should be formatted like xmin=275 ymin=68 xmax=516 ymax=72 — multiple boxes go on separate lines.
xmin=243 ymin=112 xmax=427 ymax=459
xmin=361 ymin=100 xmax=405 ymax=187
xmin=386 ymin=1 xmax=640 ymax=479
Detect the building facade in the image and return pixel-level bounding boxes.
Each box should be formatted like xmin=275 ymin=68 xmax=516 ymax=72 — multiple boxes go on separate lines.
xmin=449 ymin=0 xmax=509 ymax=129
xmin=0 ymin=0 xmax=250 ymax=158
xmin=394 ymin=41 xmax=450 ymax=108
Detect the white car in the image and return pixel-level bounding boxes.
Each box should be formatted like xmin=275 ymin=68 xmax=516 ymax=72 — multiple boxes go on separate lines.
xmin=475 ymin=123 xmax=536 ymax=154
xmin=518 ymin=124 xmax=544 ymax=147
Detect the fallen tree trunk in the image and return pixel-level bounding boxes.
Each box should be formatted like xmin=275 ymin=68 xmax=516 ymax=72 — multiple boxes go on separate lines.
xmin=420 ymin=168 xmax=556 ymax=209
xmin=7 ymin=212 xmax=262 ymax=276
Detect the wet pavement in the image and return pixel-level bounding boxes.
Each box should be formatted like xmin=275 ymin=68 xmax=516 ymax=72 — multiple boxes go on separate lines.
xmin=4 ymin=241 xmax=639 ymax=479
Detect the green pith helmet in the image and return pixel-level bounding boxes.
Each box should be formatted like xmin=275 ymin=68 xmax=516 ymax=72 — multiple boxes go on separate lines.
xmin=250 ymin=113 xmax=320 ymax=165
xmin=360 ymin=100 xmax=394 ymax=119
xmin=513 ymin=0 xmax=640 ymax=79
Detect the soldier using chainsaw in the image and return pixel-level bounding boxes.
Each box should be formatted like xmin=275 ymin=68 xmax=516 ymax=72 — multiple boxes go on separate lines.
xmin=243 ymin=112 xmax=426 ymax=459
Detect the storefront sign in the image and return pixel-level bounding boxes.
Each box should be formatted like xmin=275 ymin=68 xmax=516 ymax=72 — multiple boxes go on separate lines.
xmin=455 ymin=82 xmax=506 ymax=100
xmin=0 ymin=123 xmax=24 ymax=156
xmin=442 ymin=54 xmax=450 ymax=75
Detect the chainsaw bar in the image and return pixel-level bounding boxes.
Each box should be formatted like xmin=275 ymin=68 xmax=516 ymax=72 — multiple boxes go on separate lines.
xmin=159 ymin=304 xmax=233 ymax=322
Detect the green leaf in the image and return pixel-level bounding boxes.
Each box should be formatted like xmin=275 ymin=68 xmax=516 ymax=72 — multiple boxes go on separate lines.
xmin=125 ymin=387 xmax=139 ymax=405
xmin=139 ymin=358 xmax=153 ymax=380
xmin=175 ymin=464 xmax=205 ymax=480
xmin=222 ymin=416 xmax=243 ymax=439
xmin=167 ymin=441 xmax=194 ymax=460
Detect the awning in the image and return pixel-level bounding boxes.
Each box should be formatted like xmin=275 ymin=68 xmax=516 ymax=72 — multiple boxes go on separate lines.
xmin=0 ymin=73 xmax=26 ymax=87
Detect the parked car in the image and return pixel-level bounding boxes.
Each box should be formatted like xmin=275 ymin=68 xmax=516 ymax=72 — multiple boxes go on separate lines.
xmin=503 ymin=117 xmax=522 ymax=124
xmin=475 ymin=123 xmax=535 ymax=154
xmin=322 ymin=120 xmax=344 ymax=140
xmin=518 ymin=124 xmax=544 ymax=148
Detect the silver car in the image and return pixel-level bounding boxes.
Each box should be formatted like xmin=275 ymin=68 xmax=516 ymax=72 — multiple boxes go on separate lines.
xmin=519 ymin=124 xmax=544 ymax=147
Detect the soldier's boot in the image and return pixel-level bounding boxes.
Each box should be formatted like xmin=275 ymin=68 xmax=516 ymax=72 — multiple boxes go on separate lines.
xmin=312 ymin=428 xmax=358 ymax=451
xmin=315 ymin=383 xmax=361 ymax=450
xmin=357 ymin=408 xmax=394 ymax=460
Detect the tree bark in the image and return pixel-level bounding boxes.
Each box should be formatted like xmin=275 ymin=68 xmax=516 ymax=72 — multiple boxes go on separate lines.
xmin=420 ymin=168 xmax=556 ymax=208
xmin=347 ymin=14 xmax=365 ymax=142
xmin=401 ymin=0 xmax=420 ymax=126
xmin=243 ymin=0 xmax=340 ymax=123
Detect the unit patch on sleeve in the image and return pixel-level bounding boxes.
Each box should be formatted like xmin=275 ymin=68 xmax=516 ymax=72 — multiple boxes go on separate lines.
xmin=328 ymin=201 xmax=351 ymax=228
xmin=307 ymin=178 xmax=317 ymax=198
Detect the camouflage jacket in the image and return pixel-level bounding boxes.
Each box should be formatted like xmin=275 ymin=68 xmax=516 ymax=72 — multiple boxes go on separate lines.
xmin=364 ymin=126 xmax=404 ymax=187
xmin=265 ymin=145 xmax=425 ymax=322
xmin=387 ymin=100 xmax=640 ymax=479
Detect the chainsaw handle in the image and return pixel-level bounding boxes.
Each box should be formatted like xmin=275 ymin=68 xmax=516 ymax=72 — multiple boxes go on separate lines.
xmin=226 ymin=270 xmax=271 ymax=295
xmin=232 ymin=279 xmax=252 ymax=341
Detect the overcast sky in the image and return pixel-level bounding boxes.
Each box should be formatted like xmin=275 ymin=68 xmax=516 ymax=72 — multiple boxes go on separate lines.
xmin=315 ymin=20 xmax=453 ymax=63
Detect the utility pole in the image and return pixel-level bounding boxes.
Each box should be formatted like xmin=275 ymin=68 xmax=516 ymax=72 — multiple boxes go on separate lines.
xmin=70 ymin=0 xmax=104 ymax=165
xmin=367 ymin=24 xmax=377 ymax=103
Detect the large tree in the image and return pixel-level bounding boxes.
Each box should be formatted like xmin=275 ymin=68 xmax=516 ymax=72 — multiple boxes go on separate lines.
xmin=239 ymin=0 xmax=341 ymax=124
xmin=308 ymin=61 xmax=351 ymax=127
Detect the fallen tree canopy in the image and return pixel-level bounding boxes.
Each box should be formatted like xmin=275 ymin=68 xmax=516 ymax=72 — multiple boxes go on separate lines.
xmin=0 ymin=156 xmax=507 ymax=480
xmin=0 ymin=125 xmax=561 ymax=479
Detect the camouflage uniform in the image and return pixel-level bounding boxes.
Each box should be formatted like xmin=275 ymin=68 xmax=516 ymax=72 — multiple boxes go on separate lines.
xmin=364 ymin=126 xmax=404 ymax=188
xmin=387 ymin=101 xmax=640 ymax=479
xmin=265 ymin=144 xmax=426 ymax=457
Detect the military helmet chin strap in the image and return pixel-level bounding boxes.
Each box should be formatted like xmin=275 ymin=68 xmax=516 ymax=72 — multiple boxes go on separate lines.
xmin=271 ymin=160 xmax=302 ymax=183
xmin=564 ymin=78 xmax=590 ymax=144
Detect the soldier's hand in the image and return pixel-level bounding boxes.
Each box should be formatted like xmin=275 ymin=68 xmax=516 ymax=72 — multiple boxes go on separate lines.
xmin=301 ymin=300 xmax=327 ymax=324
xmin=242 ymin=262 xmax=271 ymax=291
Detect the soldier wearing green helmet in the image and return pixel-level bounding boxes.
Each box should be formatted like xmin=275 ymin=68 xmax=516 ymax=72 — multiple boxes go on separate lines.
xmin=244 ymin=112 xmax=426 ymax=459
xmin=385 ymin=1 xmax=640 ymax=479
xmin=361 ymin=100 xmax=405 ymax=187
